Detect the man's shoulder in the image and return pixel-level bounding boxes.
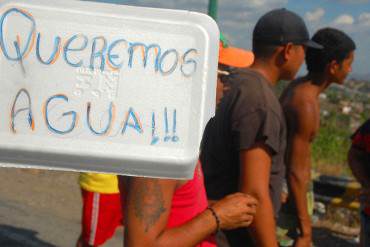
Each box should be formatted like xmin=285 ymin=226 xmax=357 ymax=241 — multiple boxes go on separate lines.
xmin=283 ymin=95 xmax=318 ymax=129
xmin=284 ymin=92 xmax=319 ymax=140
xmin=230 ymin=69 xmax=265 ymax=88
xmin=282 ymin=79 xmax=318 ymax=114
xmin=229 ymin=68 xmax=274 ymax=103
xmin=289 ymin=94 xmax=317 ymax=112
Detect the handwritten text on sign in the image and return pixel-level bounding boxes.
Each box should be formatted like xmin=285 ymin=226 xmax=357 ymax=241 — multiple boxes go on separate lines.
xmin=2 ymin=7 xmax=201 ymax=146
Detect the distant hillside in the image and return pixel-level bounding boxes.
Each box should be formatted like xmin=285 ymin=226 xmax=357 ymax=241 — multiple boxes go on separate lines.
xmin=345 ymin=78 xmax=370 ymax=94
xmin=349 ymin=73 xmax=370 ymax=82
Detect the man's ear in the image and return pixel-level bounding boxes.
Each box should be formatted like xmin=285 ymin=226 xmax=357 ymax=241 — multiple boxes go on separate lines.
xmin=328 ymin=60 xmax=339 ymax=75
xmin=282 ymin=42 xmax=294 ymax=61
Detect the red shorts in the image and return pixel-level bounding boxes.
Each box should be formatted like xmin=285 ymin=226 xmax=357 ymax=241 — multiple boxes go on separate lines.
xmin=81 ymin=189 xmax=123 ymax=246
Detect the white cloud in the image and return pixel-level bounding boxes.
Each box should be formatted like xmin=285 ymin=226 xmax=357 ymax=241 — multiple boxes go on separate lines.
xmin=332 ymin=14 xmax=355 ymax=25
xmin=359 ymin=12 xmax=370 ymax=26
xmin=325 ymin=12 xmax=370 ymax=34
xmin=328 ymin=0 xmax=369 ymax=3
xmin=305 ymin=8 xmax=325 ymax=22
xmin=218 ymin=0 xmax=287 ymax=9
xmin=244 ymin=0 xmax=286 ymax=8
xmin=215 ymin=0 xmax=288 ymax=48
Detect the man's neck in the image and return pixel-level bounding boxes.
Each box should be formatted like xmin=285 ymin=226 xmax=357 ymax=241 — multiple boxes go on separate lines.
xmin=250 ymin=60 xmax=280 ymax=86
xmin=305 ymin=73 xmax=332 ymax=96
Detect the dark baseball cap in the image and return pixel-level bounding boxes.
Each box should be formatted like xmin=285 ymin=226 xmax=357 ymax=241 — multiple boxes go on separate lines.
xmin=253 ymin=8 xmax=323 ymax=49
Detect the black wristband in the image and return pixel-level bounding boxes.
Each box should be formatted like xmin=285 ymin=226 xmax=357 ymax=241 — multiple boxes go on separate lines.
xmin=207 ymin=206 xmax=221 ymax=232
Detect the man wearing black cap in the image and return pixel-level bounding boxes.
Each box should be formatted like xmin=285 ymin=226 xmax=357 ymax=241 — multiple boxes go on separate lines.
xmin=201 ymin=8 xmax=322 ymax=247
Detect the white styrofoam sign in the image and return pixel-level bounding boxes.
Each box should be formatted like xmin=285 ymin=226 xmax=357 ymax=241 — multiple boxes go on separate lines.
xmin=0 ymin=0 xmax=219 ymax=178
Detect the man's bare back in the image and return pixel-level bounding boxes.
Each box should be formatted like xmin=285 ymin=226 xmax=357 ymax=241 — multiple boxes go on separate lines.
xmin=280 ymin=77 xmax=320 ymax=142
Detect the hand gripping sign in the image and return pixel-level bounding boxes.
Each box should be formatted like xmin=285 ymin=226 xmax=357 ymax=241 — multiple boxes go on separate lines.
xmin=0 ymin=0 xmax=219 ymax=179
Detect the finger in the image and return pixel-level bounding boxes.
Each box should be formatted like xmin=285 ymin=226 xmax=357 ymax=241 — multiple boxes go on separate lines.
xmin=239 ymin=214 xmax=253 ymax=223
xmin=247 ymin=200 xmax=258 ymax=207
xmin=244 ymin=194 xmax=258 ymax=204
xmin=245 ymin=207 xmax=257 ymax=215
xmin=238 ymin=220 xmax=253 ymax=228
xmin=238 ymin=194 xmax=257 ymax=203
xmin=244 ymin=215 xmax=253 ymax=222
xmin=243 ymin=203 xmax=257 ymax=213
xmin=245 ymin=193 xmax=256 ymax=199
xmin=229 ymin=192 xmax=244 ymax=198
xmin=245 ymin=199 xmax=258 ymax=208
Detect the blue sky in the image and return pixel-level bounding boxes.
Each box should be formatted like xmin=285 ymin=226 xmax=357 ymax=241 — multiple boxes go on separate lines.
xmin=85 ymin=0 xmax=370 ymax=77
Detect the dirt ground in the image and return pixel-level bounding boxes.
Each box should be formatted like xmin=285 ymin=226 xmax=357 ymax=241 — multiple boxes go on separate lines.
xmin=0 ymin=167 xmax=360 ymax=247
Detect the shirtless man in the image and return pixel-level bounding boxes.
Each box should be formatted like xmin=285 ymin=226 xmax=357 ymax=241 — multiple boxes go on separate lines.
xmin=279 ymin=28 xmax=356 ymax=247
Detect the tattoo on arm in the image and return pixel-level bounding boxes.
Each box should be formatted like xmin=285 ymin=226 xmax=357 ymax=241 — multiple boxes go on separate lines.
xmin=131 ymin=179 xmax=167 ymax=232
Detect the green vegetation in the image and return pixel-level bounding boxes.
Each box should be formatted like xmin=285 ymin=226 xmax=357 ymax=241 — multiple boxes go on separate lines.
xmin=312 ymin=112 xmax=352 ymax=176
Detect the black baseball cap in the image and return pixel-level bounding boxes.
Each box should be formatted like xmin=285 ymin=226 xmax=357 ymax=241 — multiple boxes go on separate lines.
xmin=253 ymin=8 xmax=323 ymax=49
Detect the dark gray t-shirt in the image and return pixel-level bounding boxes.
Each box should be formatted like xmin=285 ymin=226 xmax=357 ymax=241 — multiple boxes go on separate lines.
xmin=201 ymin=68 xmax=286 ymax=215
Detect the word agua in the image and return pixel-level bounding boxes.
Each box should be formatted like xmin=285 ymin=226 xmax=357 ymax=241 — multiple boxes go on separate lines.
xmin=11 ymin=89 xmax=179 ymax=145
xmin=1 ymin=8 xmax=198 ymax=76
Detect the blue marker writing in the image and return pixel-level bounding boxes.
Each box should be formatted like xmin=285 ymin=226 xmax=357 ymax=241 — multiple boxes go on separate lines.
xmin=13 ymin=39 xmax=26 ymax=75
xmin=128 ymin=43 xmax=161 ymax=71
xmin=90 ymin=36 xmax=107 ymax=71
xmin=180 ymin=48 xmax=198 ymax=77
xmin=172 ymin=109 xmax=179 ymax=142
xmin=0 ymin=8 xmax=36 ymax=61
xmin=107 ymin=39 xmax=127 ymax=69
xmin=86 ymin=102 xmax=114 ymax=135
xmin=151 ymin=112 xmax=159 ymax=145
xmin=44 ymin=95 xmax=77 ymax=134
xmin=159 ymin=49 xmax=179 ymax=76
xmin=63 ymin=34 xmax=88 ymax=67
xmin=11 ymin=88 xmax=34 ymax=133
xmin=121 ymin=107 xmax=143 ymax=135
xmin=36 ymin=33 xmax=61 ymax=65
xmin=164 ymin=107 xmax=171 ymax=142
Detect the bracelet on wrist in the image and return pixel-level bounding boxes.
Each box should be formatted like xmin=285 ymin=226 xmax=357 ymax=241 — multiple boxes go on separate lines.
xmin=207 ymin=206 xmax=221 ymax=232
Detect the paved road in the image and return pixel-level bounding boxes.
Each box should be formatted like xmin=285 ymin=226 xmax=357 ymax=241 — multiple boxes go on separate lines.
xmin=0 ymin=168 xmax=123 ymax=247
xmin=0 ymin=167 xmax=358 ymax=247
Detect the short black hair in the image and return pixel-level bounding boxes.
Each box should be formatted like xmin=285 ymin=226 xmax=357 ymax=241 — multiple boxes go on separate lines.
xmin=306 ymin=28 xmax=356 ymax=73
xmin=252 ymin=40 xmax=279 ymax=59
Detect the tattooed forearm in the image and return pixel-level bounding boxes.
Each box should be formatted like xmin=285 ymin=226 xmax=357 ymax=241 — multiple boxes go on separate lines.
xmin=130 ymin=178 xmax=167 ymax=232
